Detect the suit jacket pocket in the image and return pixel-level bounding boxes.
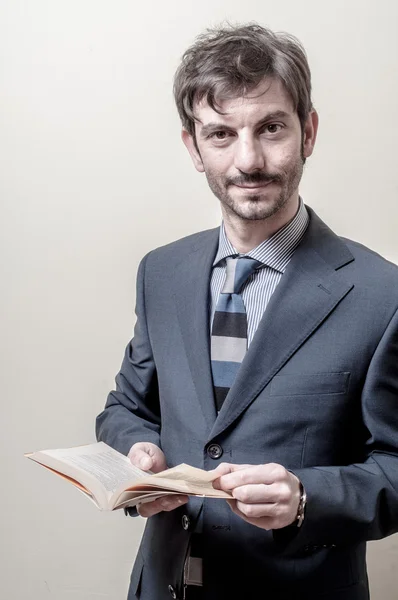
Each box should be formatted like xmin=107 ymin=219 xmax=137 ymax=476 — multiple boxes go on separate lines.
xmin=270 ymin=372 xmax=350 ymax=397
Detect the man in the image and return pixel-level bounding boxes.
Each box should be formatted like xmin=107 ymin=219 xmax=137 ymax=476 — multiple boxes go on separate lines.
xmin=96 ymin=23 xmax=398 ymax=600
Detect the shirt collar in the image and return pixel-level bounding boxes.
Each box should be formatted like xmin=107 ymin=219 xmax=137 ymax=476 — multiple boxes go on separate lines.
xmin=213 ymin=197 xmax=309 ymax=273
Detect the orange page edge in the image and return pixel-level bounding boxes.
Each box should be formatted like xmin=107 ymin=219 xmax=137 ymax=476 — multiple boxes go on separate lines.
xmin=25 ymin=454 xmax=92 ymax=496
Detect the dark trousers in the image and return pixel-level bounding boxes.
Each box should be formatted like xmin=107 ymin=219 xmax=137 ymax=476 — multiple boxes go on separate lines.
xmin=185 ymin=587 xmax=203 ymax=600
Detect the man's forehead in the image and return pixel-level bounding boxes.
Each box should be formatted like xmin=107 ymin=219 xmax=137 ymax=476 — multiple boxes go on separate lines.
xmin=193 ymin=77 xmax=295 ymax=123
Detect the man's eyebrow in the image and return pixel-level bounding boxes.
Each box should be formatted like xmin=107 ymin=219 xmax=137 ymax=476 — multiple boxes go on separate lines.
xmin=199 ymin=111 xmax=291 ymax=138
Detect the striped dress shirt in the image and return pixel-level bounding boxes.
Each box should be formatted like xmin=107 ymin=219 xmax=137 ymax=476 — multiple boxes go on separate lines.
xmin=210 ymin=199 xmax=309 ymax=346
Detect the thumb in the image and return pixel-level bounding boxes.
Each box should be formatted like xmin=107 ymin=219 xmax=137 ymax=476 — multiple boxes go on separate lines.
xmin=211 ymin=463 xmax=250 ymax=488
xmin=210 ymin=462 xmax=234 ymax=489
xmin=128 ymin=442 xmax=167 ymax=473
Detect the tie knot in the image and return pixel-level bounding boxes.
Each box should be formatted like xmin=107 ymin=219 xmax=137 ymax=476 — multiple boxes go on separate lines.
xmin=222 ymin=256 xmax=261 ymax=294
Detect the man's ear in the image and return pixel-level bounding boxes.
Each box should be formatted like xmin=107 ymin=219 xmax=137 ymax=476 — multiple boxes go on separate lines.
xmin=181 ymin=129 xmax=205 ymax=173
xmin=302 ymin=109 xmax=319 ymax=159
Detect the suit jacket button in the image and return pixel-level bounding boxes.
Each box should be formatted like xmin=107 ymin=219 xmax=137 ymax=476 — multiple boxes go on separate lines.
xmin=168 ymin=584 xmax=177 ymax=599
xmin=182 ymin=514 xmax=190 ymax=530
xmin=207 ymin=443 xmax=223 ymax=459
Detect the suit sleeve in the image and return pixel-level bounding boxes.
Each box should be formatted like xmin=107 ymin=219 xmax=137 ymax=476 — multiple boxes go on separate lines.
xmin=96 ymin=253 xmax=161 ymax=456
xmin=279 ymin=305 xmax=398 ymax=552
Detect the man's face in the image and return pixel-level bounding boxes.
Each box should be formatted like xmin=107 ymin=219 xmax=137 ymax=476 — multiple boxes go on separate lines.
xmin=182 ymin=78 xmax=317 ymax=222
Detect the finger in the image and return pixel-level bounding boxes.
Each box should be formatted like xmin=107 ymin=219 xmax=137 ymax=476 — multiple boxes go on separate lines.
xmin=137 ymin=498 xmax=164 ymax=518
xmin=218 ymin=463 xmax=285 ymax=490
xmin=231 ymin=483 xmax=281 ymax=504
xmin=227 ymin=500 xmax=274 ymax=530
xmin=210 ymin=463 xmax=234 ymax=489
xmin=227 ymin=499 xmax=294 ymax=530
xmin=211 ymin=463 xmax=252 ymax=489
xmin=234 ymin=500 xmax=278 ymax=519
xmin=128 ymin=443 xmax=167 ymax=473
xmin=211 ymin=463 xmax=252 ymax=477
xmin=132 ymin=449 xmax=153 ymax=471
xmin=137 ymin=495 xmax=188 ymax=518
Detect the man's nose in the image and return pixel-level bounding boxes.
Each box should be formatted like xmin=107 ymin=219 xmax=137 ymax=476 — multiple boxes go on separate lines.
xmin=233 ymin=137 xmax=265 ymax=173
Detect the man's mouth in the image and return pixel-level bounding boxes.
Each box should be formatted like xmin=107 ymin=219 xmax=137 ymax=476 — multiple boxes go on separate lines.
xmin=233 ymin=181 xmax=273 ymax=189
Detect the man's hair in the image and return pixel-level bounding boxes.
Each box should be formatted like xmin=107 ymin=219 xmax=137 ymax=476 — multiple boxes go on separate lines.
xmin=173 ymin=23 xmax=313 ymax=137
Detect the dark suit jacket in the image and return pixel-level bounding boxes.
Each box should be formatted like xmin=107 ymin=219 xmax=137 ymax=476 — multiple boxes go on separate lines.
xmin=96 ymin=207 xmax=398 ymax=600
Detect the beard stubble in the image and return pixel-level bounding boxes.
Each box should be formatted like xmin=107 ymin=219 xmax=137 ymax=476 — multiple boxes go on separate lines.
xmin=204 ymin=151 xmax=305 ymax=222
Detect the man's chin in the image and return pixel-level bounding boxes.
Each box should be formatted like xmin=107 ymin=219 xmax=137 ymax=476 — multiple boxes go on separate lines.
xmin=224 ymin=197 xmax=284 ymax=222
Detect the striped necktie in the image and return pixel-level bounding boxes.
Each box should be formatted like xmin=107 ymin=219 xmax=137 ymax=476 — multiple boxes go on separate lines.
xmin=211 ymin=256 xmax=262 ymax=412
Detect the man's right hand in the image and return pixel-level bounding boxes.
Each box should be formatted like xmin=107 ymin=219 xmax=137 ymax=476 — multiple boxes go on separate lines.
xmin=128 ymin=442 xmax=188 ymax=517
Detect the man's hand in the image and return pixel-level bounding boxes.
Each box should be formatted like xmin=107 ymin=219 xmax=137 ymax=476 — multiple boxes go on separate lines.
xmin=212 ymin=462 xmax=301 ymax=530
xmin=128 ymin=442 xmax=188 ymax=517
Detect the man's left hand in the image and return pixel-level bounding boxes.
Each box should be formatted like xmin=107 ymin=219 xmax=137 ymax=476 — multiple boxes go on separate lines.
xmin=212 ymin=462 xmax=301 ymax=530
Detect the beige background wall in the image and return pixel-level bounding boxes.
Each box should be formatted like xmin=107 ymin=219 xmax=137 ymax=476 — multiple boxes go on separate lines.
xmin=1 ymin=0 xmax=397 ymax=598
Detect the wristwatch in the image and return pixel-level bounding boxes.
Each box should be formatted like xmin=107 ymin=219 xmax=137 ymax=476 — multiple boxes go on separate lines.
xmin=296 ymin=483 xmax=307 ymax=528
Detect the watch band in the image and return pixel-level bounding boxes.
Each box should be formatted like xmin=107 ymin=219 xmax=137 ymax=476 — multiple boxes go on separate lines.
xmin=296 ymin=484 xmax=307 ymax=527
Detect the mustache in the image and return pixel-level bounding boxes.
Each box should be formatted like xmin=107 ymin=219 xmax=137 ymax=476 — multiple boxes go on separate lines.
xmin=226 ymin=172 xmax=283 ymax=186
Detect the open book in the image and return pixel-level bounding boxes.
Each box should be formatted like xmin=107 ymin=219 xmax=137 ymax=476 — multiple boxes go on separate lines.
xmin=25 ymin=442 xmax=231 ymax=511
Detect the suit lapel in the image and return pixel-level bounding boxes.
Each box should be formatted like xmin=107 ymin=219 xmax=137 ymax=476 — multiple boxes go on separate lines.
xmin=174 ymin=229 xmax=219 ymax=431
xmin=209 ymin=209 xmax=355 ymax=442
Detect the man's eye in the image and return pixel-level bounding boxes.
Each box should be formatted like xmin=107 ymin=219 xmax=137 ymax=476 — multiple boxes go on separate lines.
xmin=265 ymin=124 xmax=283 ymax=134
xmin=210 ymin=131 xmax=229 ymax=140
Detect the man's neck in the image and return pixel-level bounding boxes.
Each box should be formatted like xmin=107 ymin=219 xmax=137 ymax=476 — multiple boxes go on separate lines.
xmin=222 ymin=197 xmax=300 ymax=253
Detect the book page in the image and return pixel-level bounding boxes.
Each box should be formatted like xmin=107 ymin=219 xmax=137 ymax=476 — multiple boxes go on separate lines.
xmin=136 ymin=465 xmax=232 ymax=498
xmin=156 ymin=464 xmax=216 ymax=484
xmin=115 ymin=490 xmax=181 ymax=510
xmin=36 ymin=463 xmax=96 ymax=496
xmin=37 ymin=442 xmax=147 ymax=494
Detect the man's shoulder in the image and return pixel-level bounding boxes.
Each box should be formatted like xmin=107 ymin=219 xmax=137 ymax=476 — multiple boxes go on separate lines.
xmin=143 ymin=227 xmax=219 ymax=267
xmin=307 ymin=206 xmax=398 ymax=282
xmin=341 ymin=236 xmax=398 ymax=278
